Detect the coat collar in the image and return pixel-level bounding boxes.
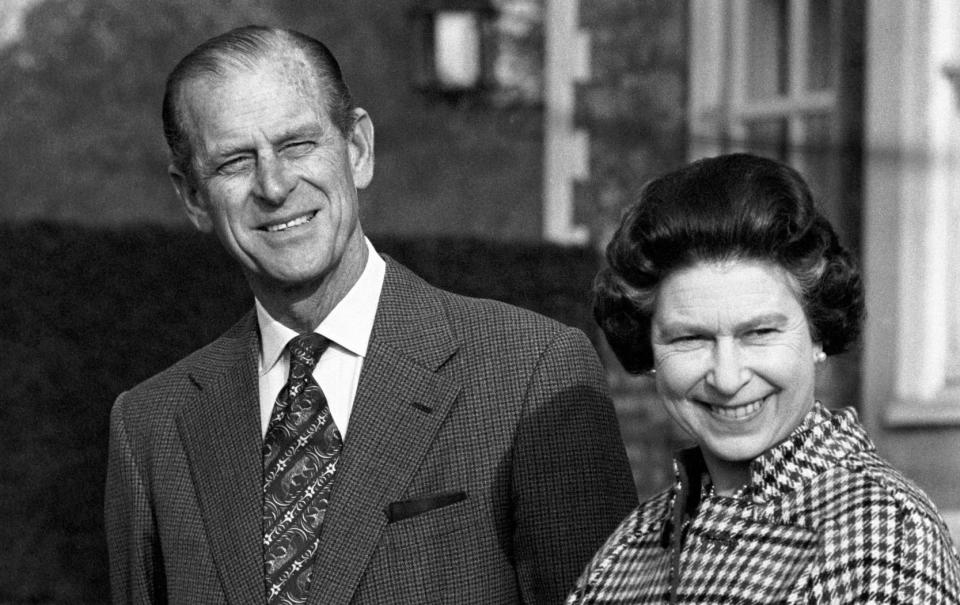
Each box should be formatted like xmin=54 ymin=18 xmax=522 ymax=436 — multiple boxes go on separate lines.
xmin=306 ymin=256 xmax=461 ymax=604
xmin=745 ymin=403 xmax=874 ymax=503
xmin=359 ymin=255 xmax=458 ymax=370
xmin=175 ymin=310 xmax=266 ymax=605
xmin=660 ymin=404 xmax=874 ymax=555
xmin=672 ymin=403 xmax=876 ymax=508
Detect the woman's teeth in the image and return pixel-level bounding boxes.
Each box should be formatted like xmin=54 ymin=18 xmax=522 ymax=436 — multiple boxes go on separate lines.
xmin=710 ymin=398 xmax=764 ymax=419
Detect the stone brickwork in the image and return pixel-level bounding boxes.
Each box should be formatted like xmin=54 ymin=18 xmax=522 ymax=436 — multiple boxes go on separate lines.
xmin=599 ymin=340 xmax=692 ymax=498
xmin=576 ymin=0 xmax=688 ymax=248
xmin=576 ymin=0 xmax=692 ymax=497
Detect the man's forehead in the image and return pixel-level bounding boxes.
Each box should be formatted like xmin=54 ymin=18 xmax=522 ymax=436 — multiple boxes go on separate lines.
xmin=186 ymin=54 xmax=324 ymax=103
xmin=176 ymin=57 xmax=330 ymax=141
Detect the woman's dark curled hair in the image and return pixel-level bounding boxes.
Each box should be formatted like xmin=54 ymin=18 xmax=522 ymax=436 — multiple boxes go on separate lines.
xmin=593 ymin=153 xmax=865 ymax=374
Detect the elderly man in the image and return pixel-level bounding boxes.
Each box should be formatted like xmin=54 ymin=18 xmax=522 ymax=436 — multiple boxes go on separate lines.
xmin=105 ymin=25 xmax=637 ymax=605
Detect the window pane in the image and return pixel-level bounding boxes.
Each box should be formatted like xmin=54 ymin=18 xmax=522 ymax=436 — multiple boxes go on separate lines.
xmin=744 ymin=118 xmax=789 ymax=162
xmin=797 ymin=112 xmax=832 ymax=201
xmin=747 ymin=0 xmax=790 ymax=99
xmin=949 ymin=271 xmax=960 ymax=385
xmin=949 ymin=193 xmax=960 ymax=385
xmin=807 ymin=0 xmax=834 ymax=91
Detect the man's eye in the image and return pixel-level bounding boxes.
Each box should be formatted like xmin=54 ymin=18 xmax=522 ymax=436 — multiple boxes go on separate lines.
xmin=282 ymin=141 xmax=316 ymax=155
xmin=218 ymin=156 xmax=254 ymax=174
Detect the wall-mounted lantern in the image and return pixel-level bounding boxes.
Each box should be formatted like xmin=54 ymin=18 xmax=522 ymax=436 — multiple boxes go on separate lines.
xmin=408 ymin=0 xmax=497 ymax=100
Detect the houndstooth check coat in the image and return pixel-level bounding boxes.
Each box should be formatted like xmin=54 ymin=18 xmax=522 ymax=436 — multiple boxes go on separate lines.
xmin=567 ymin=404 xmax=960 ymax=604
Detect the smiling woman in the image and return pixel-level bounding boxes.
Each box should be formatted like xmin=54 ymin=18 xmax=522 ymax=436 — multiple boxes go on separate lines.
xmin=567 ymin=153 xmax=960 ymax=603
xmin=651 ymin=260 xmax=822 ymax=495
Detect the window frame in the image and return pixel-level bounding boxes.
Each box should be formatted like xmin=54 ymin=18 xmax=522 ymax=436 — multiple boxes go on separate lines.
xmin=864 ymin=0 xmax=960 ymax=428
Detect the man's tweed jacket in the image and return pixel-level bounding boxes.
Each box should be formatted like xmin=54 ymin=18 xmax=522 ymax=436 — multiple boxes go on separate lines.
xmin=566 ymin=404 xmax=960 ymax=604
xmin=105 ymin=256 xmax=638 ymax=604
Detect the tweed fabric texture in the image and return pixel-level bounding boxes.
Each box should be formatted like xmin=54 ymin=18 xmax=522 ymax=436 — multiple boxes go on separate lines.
xmin=105 ymin=256 xmax=638 ymax=604
xmin=567 ymin=404 xmax=960 ymax=604
xmin=263 ymin=334 xmax=341 ymax=604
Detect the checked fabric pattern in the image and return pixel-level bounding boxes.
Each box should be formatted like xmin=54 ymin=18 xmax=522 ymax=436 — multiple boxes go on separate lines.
xmin=567 ymin=404 xmax=960 ymax=604
xmin=262 ymin=333 xmax=342 ymax=605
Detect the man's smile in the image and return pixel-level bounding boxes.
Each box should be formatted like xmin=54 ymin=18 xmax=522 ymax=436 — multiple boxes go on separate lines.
xmin=260 ymin=210 xmax=318 ymax=233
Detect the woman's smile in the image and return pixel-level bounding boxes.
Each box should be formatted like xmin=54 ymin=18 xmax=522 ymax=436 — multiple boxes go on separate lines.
xmin=699 ymin=395 xmax=769 ymax=421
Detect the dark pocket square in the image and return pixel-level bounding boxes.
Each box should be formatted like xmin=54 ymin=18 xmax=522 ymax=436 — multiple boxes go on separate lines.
xmin=385 ymin=490 xmax=467 ymax=523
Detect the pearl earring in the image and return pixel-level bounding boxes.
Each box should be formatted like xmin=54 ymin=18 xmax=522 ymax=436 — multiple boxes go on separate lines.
xmin=814 ymin=351 xmax=827 ymax=364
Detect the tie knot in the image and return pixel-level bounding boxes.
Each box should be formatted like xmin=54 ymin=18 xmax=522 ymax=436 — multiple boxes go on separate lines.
xmin=287 ymin=333 xmax=329 ymax=375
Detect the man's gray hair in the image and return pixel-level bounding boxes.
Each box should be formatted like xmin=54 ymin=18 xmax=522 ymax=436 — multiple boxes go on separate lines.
xmin=161 ymin=25 xmax=356 ymax=183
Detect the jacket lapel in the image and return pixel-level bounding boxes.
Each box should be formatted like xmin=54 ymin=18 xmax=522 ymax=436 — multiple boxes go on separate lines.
xmin=175 ymin=312 xmax=266 ymax=605
xmin=308 ymin=258 xmax=461 ymax=605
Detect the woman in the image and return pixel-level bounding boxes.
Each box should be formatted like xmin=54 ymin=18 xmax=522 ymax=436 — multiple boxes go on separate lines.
xmin=568 ymin=153 xmax=960 ymax=603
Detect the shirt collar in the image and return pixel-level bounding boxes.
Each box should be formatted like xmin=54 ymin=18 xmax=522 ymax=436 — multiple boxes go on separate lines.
xmin=256 ymin=238 xmax=386 ymax=375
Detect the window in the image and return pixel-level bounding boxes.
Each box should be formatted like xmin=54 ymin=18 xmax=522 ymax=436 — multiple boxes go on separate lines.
xmin=691 ymin=0 xmax=859 ymax=246
xmin=865 ymin=0 xmax=960 ymax=426
xmin=862 ymin=0 xmax=960 ymax=542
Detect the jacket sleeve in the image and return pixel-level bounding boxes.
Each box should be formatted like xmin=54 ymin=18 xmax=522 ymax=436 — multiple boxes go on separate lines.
xmin=104 ymin=394 xmax=165 ymax=604
xmin=511 ymin=326 xmax=639 ymax=604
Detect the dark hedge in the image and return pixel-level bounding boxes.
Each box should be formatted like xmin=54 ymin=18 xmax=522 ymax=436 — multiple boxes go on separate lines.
xmin=0 ymin=222 xmax=599 ymax=603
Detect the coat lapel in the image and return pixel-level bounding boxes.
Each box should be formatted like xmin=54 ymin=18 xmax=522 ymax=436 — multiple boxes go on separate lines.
xmin=308 ymin=258 xmax=461 ymax=605
xmin=175 ymin=313 xmax=266 ymax=605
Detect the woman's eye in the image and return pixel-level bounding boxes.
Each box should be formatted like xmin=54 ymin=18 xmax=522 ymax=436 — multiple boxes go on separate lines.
xmin=744 ymin=328 xmax=778 ymax=339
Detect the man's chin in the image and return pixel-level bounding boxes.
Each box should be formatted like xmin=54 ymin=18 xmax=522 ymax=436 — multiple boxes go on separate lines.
xmin=244 ymin=266 xmax=329 ymax=294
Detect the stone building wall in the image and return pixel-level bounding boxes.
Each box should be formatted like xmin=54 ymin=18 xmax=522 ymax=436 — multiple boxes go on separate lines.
xmin=576 ymin=0 xmax=692 ymax=497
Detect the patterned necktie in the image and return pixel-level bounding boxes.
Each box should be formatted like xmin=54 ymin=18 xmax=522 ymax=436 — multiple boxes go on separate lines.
xmin=262 ymin=333 xmax=342 ymax=604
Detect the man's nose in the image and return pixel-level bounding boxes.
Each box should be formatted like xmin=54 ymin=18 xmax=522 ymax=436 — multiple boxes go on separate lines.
xmin=253 ymin=155 xmax=295 ymax=205
xmin=705 ymin=339 xmax=750 ymax=395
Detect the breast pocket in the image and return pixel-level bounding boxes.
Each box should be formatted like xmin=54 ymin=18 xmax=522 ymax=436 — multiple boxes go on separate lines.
xmin=358 ymin=494 xmax=497 ymax=604
xmin=680 ymin=520 xmax=820 ymax=604
xmin=382 ymin=491 xmax=475 ymax=546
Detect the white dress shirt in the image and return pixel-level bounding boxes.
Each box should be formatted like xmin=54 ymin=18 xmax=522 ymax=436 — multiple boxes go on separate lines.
xmin=255 ymin=238 xmax=385 ymax=439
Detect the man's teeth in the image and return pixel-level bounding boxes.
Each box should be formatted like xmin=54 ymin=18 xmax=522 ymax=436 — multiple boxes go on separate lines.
xmin=710 ymin=398 xmax=764 ymax=419
xmin=265 ymin=214 xmax=313 ymax=232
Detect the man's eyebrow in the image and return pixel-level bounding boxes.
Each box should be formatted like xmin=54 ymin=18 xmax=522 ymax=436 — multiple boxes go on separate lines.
xmin=209 ymin=125 xmax=326 ymax=159
xmin=208 ymin=143 xmax=251 ymax=160
xmin=273 ymin=124 xmax=325 ymax=143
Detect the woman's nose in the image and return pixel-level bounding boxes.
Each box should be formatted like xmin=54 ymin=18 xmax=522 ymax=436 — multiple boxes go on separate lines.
xmin=705 ymin=339 xmax=751 ymax=395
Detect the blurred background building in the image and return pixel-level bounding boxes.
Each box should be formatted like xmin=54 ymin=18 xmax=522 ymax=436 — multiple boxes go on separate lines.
xmin=2 ymin=0 xmax=959 ymax=601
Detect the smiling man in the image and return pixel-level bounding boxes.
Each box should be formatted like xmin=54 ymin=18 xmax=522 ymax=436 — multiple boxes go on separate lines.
xmin=104 ymin=26 xmax=637 ymax=605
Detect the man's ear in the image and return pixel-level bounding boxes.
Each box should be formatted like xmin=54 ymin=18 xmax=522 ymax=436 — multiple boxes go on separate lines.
xmin=169 ymin=165 xmax=213 ymax=233
xmin=347 ymin=107 xmax=374 ymax=190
